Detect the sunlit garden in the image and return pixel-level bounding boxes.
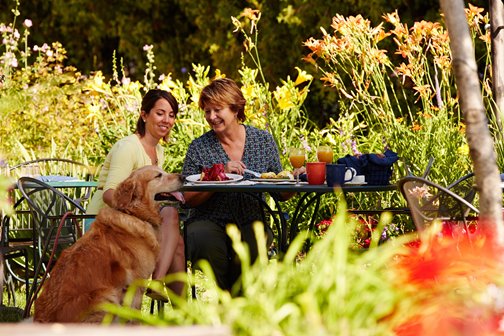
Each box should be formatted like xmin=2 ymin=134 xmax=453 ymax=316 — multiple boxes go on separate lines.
xmin=2 ymin=0 xmax=504 ymax=334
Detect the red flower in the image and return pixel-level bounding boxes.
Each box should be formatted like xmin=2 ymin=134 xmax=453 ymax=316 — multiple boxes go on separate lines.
xmin=393 ymin=226 xmax=504 ymax=335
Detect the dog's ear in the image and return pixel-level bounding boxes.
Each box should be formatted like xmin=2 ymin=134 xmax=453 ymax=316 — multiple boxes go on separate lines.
xmin=114 ymin=176 xmax=144 ymax=210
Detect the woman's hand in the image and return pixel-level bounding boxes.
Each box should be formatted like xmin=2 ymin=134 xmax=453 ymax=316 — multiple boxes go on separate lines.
xmin=225 ymin=160 xmax=246 ymax=175
xmin=293 ymin=166 xmax=306 ymax=177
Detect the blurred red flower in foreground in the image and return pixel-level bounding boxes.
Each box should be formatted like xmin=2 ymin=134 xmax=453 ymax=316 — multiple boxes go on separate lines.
xmin=393 ymin=223 xmax=504 ymax=336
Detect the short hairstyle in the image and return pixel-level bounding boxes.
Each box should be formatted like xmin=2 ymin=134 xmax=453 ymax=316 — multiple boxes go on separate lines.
xmin=198 ymin=78 xmax=246 ymax=122
xmin=136 ymin=89 xmax=179 ymax=137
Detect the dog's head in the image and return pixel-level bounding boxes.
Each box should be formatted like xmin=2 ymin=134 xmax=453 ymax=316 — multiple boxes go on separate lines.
xmin=113 ymin=166 xmax=184 ymax=223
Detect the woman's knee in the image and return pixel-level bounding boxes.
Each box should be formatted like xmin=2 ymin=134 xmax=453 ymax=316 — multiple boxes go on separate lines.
xmin=187 ymin=221 xmax=228 ymax=260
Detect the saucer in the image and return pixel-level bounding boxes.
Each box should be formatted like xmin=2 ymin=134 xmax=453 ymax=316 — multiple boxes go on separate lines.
xmin=344 ymin=181 xmax=367 ymax=186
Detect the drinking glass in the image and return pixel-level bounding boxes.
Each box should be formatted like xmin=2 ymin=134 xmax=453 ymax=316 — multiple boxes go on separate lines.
xmin=289 ymin=148 xmax=306 ymax=185
xmin=317 ymin=145 xmax=334 ymax=163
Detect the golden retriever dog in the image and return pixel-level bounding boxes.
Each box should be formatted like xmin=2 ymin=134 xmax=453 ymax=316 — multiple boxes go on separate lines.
xmin=33 ymin=165 xmax=184 ymax=323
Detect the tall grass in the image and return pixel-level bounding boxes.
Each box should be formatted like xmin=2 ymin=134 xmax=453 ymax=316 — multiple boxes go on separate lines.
xmin=101 ymin=199 xmax=410 ymax=335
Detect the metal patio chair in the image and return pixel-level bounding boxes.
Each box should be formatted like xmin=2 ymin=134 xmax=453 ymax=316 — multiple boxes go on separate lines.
xmin=9 ymin=158 xmax=95 ymax=206
xmin=1 ymin=223 xmax=30 ymax=307
xmin=17 ymin=176 xmax=90 ymax=316
xmin=447 ymin=172 xmax=477 ymax=211
xmin=398 ymin=176 xmax=479 ymax=239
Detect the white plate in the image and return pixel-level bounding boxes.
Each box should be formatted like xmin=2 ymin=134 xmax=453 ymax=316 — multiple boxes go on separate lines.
xmin=344 ymin=181 xmax=368 ymax=186
xmin=249 ymin=178 xmax=294 ymax=183
xmin=185 ymin=173 xmax=243 ymax=184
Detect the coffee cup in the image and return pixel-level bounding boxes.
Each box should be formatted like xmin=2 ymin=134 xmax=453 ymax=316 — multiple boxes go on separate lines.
xmin=326 ymin=164 xmax=354 ymax=187
xmin=345 ymin=167 xmax=357 ymax=181
xmin=351 ymin=175 xmax=366 ymax=184
xmin=306 ymin=162 xmax=326 ymax=185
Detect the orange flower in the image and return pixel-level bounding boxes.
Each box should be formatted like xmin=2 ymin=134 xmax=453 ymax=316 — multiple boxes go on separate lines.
xmin=240 ymin=8 xmax=260 ymax=21
xmin=411 ymin=123 xmax=422 ymax=131
xmin=465 ymin=4 xmax=485 ymax=26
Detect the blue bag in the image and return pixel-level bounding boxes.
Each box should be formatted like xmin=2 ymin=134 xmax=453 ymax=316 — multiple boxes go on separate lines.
xmin=337 ymin=149 xmax=399 ymax=185
xmin=336 ymin=155 xmax=368 ymax=175
xmin=364 ymin=149 xmax=399 ymax=185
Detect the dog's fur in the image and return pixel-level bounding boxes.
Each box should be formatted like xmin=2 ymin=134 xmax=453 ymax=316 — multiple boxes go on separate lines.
xmin=33 ymin=166 xmax=184 ymax=323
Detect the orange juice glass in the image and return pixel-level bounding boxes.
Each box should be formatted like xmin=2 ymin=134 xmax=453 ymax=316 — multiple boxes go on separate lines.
xmin=289 ymin=148 xmax=305 ymax=185
xmin=289 ymin=155 xmax=305 ymax=168
xmin=317 ymin=146 xmax=334 ymax=163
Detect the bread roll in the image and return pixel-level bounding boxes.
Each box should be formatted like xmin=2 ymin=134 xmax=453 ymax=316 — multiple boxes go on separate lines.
xmin=260 ymin=172 xmax=277 ymax=179
xmin=276 ymin=171 xmax=293 ymax=179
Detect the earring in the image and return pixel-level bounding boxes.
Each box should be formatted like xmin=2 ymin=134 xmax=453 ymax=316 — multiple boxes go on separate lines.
xmin=143 ymin=119 xmax=146 ymax=122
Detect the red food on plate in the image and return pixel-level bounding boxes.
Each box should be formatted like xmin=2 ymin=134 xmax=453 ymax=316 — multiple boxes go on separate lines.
xmin=200 ymin=163 xmax=230 ymax=181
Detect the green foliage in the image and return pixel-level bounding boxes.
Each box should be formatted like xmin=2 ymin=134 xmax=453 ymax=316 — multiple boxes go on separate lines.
xmin=302 ymin=10 xmax=496 ymax=183
xmin=102 ymin=202 xmax=411 ymax=335
xmin=1 ymin=2 xmax=502 ymax=333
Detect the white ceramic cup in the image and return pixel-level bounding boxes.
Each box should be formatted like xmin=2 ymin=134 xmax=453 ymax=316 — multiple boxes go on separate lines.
xmin=351 ymin=175 xmax=366 ymax=184
xmin=344 ymin=167 xmax=357 ymax=181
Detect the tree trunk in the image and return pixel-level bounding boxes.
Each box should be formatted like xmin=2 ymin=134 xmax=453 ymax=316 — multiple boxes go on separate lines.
xmin=491 ymin=0 xmax=504 ymax=128
xmin=440 ymin=0 xmax=504 ymax=245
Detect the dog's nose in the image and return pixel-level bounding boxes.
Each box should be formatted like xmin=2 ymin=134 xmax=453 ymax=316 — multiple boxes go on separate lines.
xmin=178 ymin=174 xmax=185 ymax=183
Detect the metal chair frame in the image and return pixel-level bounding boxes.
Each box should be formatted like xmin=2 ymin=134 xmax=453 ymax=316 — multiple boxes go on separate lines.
xmin=447 ymin=172 xmax=477 ymax=210
xmin=9 ymin=158 xmax=95 ymax=206
xmin=17 ymin=177 xmax=90 ymax=316
xmin=398 ymin=176 xmax=479 ymax=237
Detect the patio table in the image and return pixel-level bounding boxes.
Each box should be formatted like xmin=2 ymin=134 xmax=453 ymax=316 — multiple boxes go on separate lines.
xmin=172 ymin=181 xmax=399 ymax=253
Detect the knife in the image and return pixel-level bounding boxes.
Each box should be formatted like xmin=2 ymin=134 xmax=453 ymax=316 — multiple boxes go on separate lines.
xmin=244 ymin=169 xmax=261 ymax=178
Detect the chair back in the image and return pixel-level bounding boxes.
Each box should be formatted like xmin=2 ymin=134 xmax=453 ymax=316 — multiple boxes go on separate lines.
xmin=398 ymin=176 xmax=479 ymax=235
xmin=9 ymin=158 xmax=94 ymax=180
xmin=7 ymin=159 xmax=95 ymax=248
xmin=17 ymin=177 xmax=85 ymax=273
xmin=447 ymin=172 xmax=477 ymax=208
xmin=402 ymin=156 xmax=435 ymax=178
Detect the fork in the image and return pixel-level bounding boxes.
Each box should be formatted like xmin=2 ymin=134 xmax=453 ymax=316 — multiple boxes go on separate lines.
xmin=244 ymin=169 xmax=261 ymax=178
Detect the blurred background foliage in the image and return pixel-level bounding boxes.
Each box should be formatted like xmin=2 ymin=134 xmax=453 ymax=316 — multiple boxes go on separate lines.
xmin=0 ymin=1 xmax=496 ymax=236
xmin=0 ymin=0 xmax=488 ymax=127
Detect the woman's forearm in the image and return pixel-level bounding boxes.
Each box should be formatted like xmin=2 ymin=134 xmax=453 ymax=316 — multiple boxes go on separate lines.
xmin=103 ymin=189 xmax=115 ymax=207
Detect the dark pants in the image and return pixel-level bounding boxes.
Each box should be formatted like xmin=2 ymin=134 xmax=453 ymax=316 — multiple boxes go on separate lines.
xmin=186 ymin=219 xmax=272 ymax=291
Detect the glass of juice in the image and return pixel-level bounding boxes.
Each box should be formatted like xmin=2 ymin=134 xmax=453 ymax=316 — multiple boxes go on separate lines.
xmin=317 ymin=145 xmax=334 ymax=163
xmin=289 ymin=148 xmax=306 ymax=185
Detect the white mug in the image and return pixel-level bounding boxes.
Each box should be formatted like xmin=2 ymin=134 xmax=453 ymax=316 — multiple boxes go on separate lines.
xmin=344 ymin=167 xmax=357 ymax=181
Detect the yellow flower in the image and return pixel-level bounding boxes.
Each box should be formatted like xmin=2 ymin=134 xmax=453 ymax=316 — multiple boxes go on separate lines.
xmin=457 ymin=144 xmax=469 ymax=156
xmin=159 ymin=74 xmax=178 ymax=91
xmin=274 ymin=85 xmax=295 ymax=110
xmin=88 ymin=71 xmax=105 ymax=91
xmin=242 ymin=83 xmax=255 ymax=100
xmin=293 ymin=67 xmax=312 ymax=86
xmin=213 ymin=69 xmax=225 ymax=80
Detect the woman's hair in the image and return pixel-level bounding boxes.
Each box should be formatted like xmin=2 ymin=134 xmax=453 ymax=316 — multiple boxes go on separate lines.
xmin=198 ymin=78 xmax=246 ymax=122
xmin=136 ymin=89 xmax=179 ymax=137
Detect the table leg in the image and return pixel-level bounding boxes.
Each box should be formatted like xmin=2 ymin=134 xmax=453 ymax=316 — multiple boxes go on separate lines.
xmin=243 ymin=193 xmax=287 ymax=253
xmin=289 ymin=192 xmax=323 ymax=246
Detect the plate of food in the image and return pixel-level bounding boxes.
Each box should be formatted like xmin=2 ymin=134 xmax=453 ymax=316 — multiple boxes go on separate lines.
xmin=185 ymin=163 xmax=244 ymax=184
xmin=250 ymin=170 xmax=295 ymax=182
xmin=186 ymin=173 xmax=243 ymax=184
